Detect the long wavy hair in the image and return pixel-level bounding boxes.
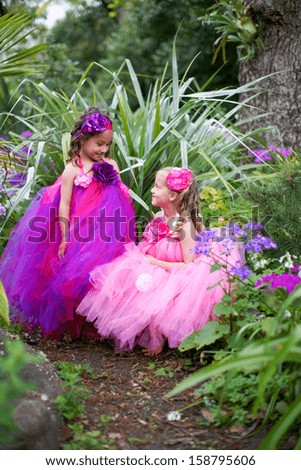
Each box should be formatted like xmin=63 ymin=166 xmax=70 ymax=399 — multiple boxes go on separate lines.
xmin=68 ymin=107 xmax=112 ymax=167
xmin=160 ymin=166 xmax=202 ymax=232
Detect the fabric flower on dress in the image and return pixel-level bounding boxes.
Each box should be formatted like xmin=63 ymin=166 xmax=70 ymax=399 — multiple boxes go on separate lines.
xmin=143 ymin=218 xmax=171 ymax=244
xmin=74 ymin=173 xmax=93 ymax=188
xmin=92 ymin=161 xmax=119 ymax=185
xmin=135 ymin=273 xmax=153 ymax=292
xmin=166 ymin=168 xmax=193 ymax=192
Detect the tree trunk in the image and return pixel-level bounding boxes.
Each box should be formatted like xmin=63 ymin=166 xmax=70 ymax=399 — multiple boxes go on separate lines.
xmin=0 ymin=1 xmax=6 ymax=15
xmin=239 ymin=0 xmax=301 ymax=150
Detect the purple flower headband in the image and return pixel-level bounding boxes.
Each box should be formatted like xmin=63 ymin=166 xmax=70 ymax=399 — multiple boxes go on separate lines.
xmin=74 ymin=112 xmax=113 ymax=139
xmin=166 ymin=168 xmax=193 ymax=192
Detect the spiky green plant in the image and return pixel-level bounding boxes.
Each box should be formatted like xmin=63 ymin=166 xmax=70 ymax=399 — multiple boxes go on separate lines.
xmin=0 ymin=281 xmax=9 ymax=324
xmin=0 ymin=13 xmax=47 ymax=78
xmin=1 ymin=43 xmax=271 ymax=241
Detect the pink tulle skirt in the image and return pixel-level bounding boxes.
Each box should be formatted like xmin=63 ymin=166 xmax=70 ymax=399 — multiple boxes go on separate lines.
xmin=77 ymin=241 xmax=243 ymax=350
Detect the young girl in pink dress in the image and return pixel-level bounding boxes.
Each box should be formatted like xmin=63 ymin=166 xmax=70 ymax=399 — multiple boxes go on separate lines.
xmin=0 ymin=107 xmax=135 ymax=339
xmin=77 ymin=166 xmax=243 ymax=354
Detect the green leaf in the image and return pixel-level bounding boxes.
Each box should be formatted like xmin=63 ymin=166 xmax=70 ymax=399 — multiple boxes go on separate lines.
xmin=214 ymin=302 xmax=233 ymax=316
xmin=210 ymin=262 xmax=223 ymax=273
xmin=125 ymin=59 xmax=145 ymax=110
xmin=166 ymin=352 xmax=272 ymax=398
xmin=0 ymin=281 xmax=9 ymax=324
xmin=259 ymin=394 xmax=301 ymax=449
xmin=179 ymin=322 xmax=230 ymax=351
xmin=261 ymin=317 xmax=278 ymax=337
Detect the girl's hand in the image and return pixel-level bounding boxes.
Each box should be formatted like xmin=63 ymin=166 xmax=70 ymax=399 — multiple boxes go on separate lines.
xmin=146 ymin=255 xmax=157 ymax=265
xmin=58 ymin=240 xmax=67 ymax=259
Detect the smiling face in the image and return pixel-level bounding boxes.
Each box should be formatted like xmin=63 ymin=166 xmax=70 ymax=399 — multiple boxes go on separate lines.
xmin=80 ymin=129 xmax=113 ymax=162
xmin=151 ymin=170 xmax=175 ymax=208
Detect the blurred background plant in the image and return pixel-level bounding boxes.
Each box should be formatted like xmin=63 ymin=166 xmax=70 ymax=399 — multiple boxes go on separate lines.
xmin=199 ymin=0 xmax=264 ymax=63
xmin=0 ymin=338 xmax=41 ymax=444
xmin=0 ymin=40 xmax=270 ymax=249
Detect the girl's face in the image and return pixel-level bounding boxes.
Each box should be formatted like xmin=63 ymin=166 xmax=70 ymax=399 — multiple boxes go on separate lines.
xmin=151 ymin=171 xmax=174 ymax=207
xmin=80 ymin=130 xmax=113 ymax=162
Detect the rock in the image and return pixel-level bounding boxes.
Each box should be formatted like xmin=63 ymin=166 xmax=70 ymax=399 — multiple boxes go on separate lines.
xmin=0 ymin=328 xmax=63 ymax=450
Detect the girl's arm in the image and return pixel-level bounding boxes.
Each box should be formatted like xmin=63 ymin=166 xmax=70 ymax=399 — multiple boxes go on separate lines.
xmin=146 ymin=256 xmax=186 ymax=269
xmin=58 ymin=165 xmax=77 ymax=258
xmin=147 ymin=219 xmax=197 ymax=269
xmin=180 ymin=218 xmax=197 ymax=263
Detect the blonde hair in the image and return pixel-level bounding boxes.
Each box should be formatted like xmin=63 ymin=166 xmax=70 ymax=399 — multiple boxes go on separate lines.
xmin=160 ymin=167 xmax=202 ymax=231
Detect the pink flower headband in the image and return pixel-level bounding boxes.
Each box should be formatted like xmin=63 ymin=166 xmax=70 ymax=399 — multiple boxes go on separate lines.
xmin=166 ymin=168 xmax=193 ymax=192
xmin=74 ymin=112 xmax=112 ymax=139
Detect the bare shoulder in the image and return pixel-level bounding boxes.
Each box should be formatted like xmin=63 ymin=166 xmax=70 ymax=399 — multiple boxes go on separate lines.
xmin=62 ymin=162 xmax=79 ymax=181
xmin=182 ymin=216 xmax=196 ymax=233
xmin=154 ymin=210 xmax=164 ymax=219
xmin=179 ymin=217 xmax=197 ymax=244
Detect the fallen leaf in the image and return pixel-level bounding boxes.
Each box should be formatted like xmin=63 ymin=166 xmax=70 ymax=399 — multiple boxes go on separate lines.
xmin=201 ymin=409 xmax=214 ymax=423
xmin=108 ymin=433 xmax=122 ymax=440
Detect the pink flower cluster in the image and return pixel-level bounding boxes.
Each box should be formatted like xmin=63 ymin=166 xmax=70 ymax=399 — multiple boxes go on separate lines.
xmin=255 ymin=272 xmax=301 ymax=293
xmin=74 ymin=173 xmax=93 ymax=188
xmin=166 ymin=168 xmax=193 ymax=192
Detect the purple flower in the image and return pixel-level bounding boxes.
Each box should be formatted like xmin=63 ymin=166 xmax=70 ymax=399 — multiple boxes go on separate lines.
xmin=230 ymin=264 xmax=253 ymax=280
xmin=0 ymin=131 xmax=33 ymax=196
xmin=21 ymin=130 xmax=32 ymax=139
xmin=249 ymin=148 xmax=273 ymax=164
xmin=0 ymin=202 xmax=6 ymax=216
xmin=92 ymin=161 xmax=119 ymax=185
xmin=290 ymin=265 xmax=301 ymax=274
xmin=249 ymin=146 xmax=294 ymax=164
xmin=243 ymin=222 xmax=263 ymax=231
xmin=221 ymin=237 xmax=235 ymax=255
xmin=278 ymin=147 xmax=294 ymax=158
xmin=193 ymin=243 xmax=211 ymax=256
xmin=7 ymin=170 xmax=26 ymax=188
xmin=193 ymin=229 xmax=218 ymax=255
xmin=195 ymin=229 xmax=218 ymax=243
xmin=222 ymin=223 xmax=246 ymax=238
xmin=244 ymin=234 xmax=277 ymax=253
xmin=255 ymin=273 xmax=301 ymax=293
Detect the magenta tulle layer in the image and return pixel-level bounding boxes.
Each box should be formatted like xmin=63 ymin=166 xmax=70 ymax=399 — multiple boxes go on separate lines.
xmin=0 ymin=176 xmax=135 ymax=338
xmin=77 ymin=225 xmax=244 ymax=351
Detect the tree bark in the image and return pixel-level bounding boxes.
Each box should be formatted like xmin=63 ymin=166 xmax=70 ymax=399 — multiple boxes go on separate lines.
xmin=239 ymin=0 xmax=301 ymax=150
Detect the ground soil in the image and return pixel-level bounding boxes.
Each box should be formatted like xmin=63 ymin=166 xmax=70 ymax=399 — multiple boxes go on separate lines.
xmin=25 ymin=334 xmax=278 ymax=451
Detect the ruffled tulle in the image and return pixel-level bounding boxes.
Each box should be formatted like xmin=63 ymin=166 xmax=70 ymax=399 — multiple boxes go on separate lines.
xmin=77 ymin=219 xmax=244 ymax=351
xmin=0 ymin=175 xmax=135 ymax=338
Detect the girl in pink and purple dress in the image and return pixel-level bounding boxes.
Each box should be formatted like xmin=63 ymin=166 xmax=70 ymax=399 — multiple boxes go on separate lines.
xmin=77 ymin=167 xmax=244 ymax=355
xmin=0 ymin=107 xmax=135 ymax=339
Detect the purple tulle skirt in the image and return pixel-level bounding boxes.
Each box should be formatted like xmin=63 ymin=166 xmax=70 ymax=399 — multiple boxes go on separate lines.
xmin=0 ymin=176 xmax=136 ymax=338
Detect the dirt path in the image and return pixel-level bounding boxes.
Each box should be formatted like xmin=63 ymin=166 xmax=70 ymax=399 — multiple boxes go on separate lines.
xmin=33 ymin=336 xmax=269 ymax=450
